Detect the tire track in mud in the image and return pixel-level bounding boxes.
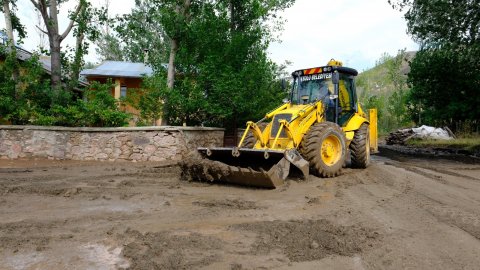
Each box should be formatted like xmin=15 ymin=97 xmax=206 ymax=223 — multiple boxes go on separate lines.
xmin=382 ymin=160 xmax=472 ymax=191
xmin=117 ymin=229 xmax=224 ymax=269
xmin=230 ymin=219 xmax=381 ymax=263
xmin=378 ymin=158 xmax=480 ymax=241
xmin=0 ymin=164 xmax=182 ymax=199
xmin=422 ymin=166 xmax=480 ymax=181
xmin=414 ymin=194 xmax=480 ymax=241
xmin=0 ymin=216 xmax=122 ymax=252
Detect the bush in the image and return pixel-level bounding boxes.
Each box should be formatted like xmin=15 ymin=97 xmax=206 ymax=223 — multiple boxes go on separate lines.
xmin=0 ymin=47 xmax=130 ymax=127
xmin=406 ymin=45 xmax=480 ymax=132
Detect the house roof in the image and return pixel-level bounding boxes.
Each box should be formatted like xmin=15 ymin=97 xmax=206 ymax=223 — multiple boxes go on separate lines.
xmin=2 ymin=45 xmax=89 ymax=88
xmin=14 ymin=47 xmax=51 ymax=72
xmin=80 ymin=61 xmax=154 ymax=78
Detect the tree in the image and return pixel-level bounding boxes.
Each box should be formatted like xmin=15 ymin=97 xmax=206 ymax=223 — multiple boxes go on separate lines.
xmin=161 ymin=0 xmax=191 ymax=90
xmin=30 ymin=0 xmax=85 ymax=95
xmin=113 ymin=0 xmax=195 ymax=125
xmin=357 ymin=51 xmax=410 ymax=133
xmin=95 ymin=33 xmax=124 ymax=61
xmin=95 ymin=0 xmax=124 ymax=61
xmin=200 ymin=0 xmax=293 ymax=126
xmin=115 ymin=0 xmax=193 ymax=82
xmin=390 ymin=0 xmax=480 ymax=129
xmin=2 ymin=0 xmax=14 ymax=44
xmin=389 ymin=0 xmax=480 ymax=46
xmin=112 ymin=0 xmax=294 ymax=127
xmin=1 ymin=0 xmax=27 ymax=100
xmin=1 ymin=0 xmax=26 ymax=47
xmin=406 ymin=46 xmax=480 ymax=126
xmin=113 ymin=0 xmax=169 ymax=64
xmin=67 ymin=0 xmax=107 ymax=91
xmin=386 ymin=49 xmax=409 ymax=127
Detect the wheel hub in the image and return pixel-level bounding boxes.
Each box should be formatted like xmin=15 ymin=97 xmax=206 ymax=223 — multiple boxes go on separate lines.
xmin=320 ymin=135 xmax=342 ymax=166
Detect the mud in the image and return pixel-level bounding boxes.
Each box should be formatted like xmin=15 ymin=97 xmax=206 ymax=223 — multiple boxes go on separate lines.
xmin=380 ymin=144 xmax=480 ymax=163
xmin=233 ymin=219 xmax=380 ymax=262
xmin=193 ymin=199 xmax=260 ymax=210
xmin=180 ymin=157 xmax=231 ymax=182
xmin=1 ymin=156 xmax=480 ymax=269
xmin=119 ymin=229 xmax=224 ymax=269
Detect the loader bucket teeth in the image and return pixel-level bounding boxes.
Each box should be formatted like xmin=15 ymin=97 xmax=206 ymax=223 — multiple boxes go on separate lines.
xmin=284 ymin=149 xmax=309 ymax=178
xmin=181 ymin=147 xmax=309 ymax=189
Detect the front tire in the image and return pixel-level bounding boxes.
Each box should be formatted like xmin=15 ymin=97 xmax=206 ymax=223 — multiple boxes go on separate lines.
xmin=300 ymin=122 xmax=347 ymax=177
xmin=350 ymin=123 xmax=370 ymax=168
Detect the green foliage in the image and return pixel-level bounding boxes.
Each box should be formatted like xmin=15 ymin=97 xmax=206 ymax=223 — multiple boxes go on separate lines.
xmin=49 ymin=81 xmax=130 ymax=127
xmin=406 ymin=137 xmax=480 ymax=152
xmin=357 ymin=50 xmax=412 ymax=133
xmin=0 ymin=47 xmax=51 ymax=124
xmin=64 ymin=0 xmax=108 ymax=91
xmin=116 ymin=0 xmax=293 ymax=127
xmin=126 ymin=74 xmax=169 ymax=126
xmin=110 ymin=0 xmax=169 ymax=65
xmin=406 ymin=45 xmax=480 ymax=127
xmin=390 ymin=0 xmax=480 ymax=132
xmin=389 ymin=0 xmax=480 ymax=46
xmin=0 ymin=48 xmax=130 ymax=127
xmin=0 ymin=0 xmax=27 ymax=41
xmin=165 ymin=0 xmax=292 ymax=127
xmin=95 ymin=33 xmax=124 ymax=61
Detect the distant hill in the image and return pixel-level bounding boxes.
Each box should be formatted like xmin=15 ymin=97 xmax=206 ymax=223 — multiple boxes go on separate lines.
xmin=356 ymin=51 xmax=415 ymax=100
xmin=356 ymin=51 xmax=416 ymax=133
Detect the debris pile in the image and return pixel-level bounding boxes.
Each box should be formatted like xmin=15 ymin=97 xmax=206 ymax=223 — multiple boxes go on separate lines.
xmin=386 ymin=128 xmax=415 ymax=145
xmin=386 ymin=125 xmax=454 ymax=145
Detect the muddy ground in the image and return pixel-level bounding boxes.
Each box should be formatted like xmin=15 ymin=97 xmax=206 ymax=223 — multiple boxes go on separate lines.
xmin=0 ymin=153 xmax=479 ymax=269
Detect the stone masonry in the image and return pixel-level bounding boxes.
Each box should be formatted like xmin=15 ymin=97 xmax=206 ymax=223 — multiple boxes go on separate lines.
xmin=0 ymin=126 xmax=224 ymax=162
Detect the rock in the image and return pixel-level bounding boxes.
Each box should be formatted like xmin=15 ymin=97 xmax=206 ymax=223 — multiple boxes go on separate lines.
xmin=96 ymin=153 xmax=109 ymax=160
xmin=144 ymin=145 xmax=157 ymax=154
xmin=0 ymin=127 xmax=223 ymax=162
xmin=149 ymin=156 xmax=166 ymax=162
xmin=129 ymin=153 xmax=143 ymax=161
xmin=133 ymin=136 xmax=150 ymax=145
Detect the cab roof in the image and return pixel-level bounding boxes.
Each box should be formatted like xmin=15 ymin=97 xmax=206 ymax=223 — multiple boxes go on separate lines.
xmin=292 ymin=65 xmax=358 ymax=77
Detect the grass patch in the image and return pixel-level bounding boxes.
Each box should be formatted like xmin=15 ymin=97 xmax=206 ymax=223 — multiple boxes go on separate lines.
xmin=406 ymin=137 xmax=480 ymax=152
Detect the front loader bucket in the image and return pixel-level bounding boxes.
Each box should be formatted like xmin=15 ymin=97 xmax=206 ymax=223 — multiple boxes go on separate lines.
xmin=180 ymin=148 xmax=309 ymax=189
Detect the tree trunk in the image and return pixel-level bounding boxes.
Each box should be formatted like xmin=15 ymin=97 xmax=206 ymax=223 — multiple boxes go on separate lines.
xmin=3 ymin=0 xmax=19 ymax=99
xmin=161 ymin=0 xmax=191 ymax=126
xmin=167 ymin=38 xmax=178 ymax=89
xmin=160 ymin=38 xmax=178 ymax=126
xmin=229 ymin=0 xmax=234 ymax=32
xmin=69 ymin=32 xmax=85 ymax=91
xmin=2 ymin=0 xmax=14 ymax=45
xmin=31 ymin=0 xmax=83 ymax=97
xmin=48 ymin=0 xmax=62 ymax=94
xmin=50 ymin=38 xmax=62 ymax=95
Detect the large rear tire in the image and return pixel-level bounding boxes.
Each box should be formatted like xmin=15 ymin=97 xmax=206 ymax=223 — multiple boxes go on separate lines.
xmin=350 ymin=123 xmax=370 ymax=168
xmin=241 ymin=123 xmax=267 ymax=148
xmin=300 ymin=122 xmax=347 ymax=177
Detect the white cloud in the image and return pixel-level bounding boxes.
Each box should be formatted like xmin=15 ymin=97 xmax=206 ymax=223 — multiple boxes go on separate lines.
xmin=268 ymin=0 xmax=418 ymax=72
xmin=2 ymin=0 xmax=417 ymax=70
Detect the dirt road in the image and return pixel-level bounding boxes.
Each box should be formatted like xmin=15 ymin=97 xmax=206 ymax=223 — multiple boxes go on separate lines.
xmin=0 ymin=153 xmax=479 ymax=269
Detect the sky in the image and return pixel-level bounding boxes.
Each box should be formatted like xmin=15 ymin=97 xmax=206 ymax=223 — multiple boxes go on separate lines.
xmin=2 ymin=0 xmax=417 ymax=72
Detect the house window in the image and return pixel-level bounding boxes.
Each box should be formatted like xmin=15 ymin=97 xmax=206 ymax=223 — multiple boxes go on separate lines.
xmin=120 ymin=85 xmax=127 ymax=98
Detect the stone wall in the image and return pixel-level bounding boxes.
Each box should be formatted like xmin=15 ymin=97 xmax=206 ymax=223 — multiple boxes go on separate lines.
xmin=0 ymin=125 xmax=224 ymax=162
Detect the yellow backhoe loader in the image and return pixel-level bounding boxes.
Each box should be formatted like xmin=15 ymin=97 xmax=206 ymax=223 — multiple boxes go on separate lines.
xmin=184 ymin=59 xmax=378 ymax=188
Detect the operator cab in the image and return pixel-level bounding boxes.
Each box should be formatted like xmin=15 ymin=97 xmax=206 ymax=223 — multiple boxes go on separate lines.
xmin=290 ymin=60 xmax=359 ymax=126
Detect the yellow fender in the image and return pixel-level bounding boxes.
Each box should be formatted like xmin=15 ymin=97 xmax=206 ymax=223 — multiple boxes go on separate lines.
xmin=341 ymin=108 xmax=378 ymax=153
xmin=342 ymin=113 xmax=368 ymax=132
xmin=369 ymin=109 xmax=378 ymax=153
